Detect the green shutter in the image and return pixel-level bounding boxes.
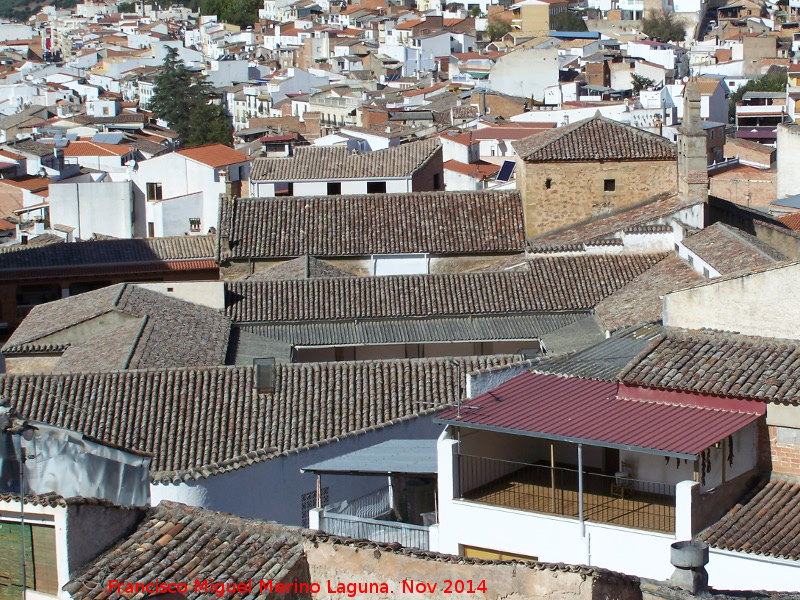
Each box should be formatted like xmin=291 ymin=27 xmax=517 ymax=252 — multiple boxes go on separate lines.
xmin=0 ymin=521 xmax=58 ymax=599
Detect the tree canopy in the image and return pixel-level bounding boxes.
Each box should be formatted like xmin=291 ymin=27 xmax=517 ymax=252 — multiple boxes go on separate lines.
xmin=641 ymin=10 xmax=686 ymax=42
xmin=485 ymin=18 xmax=512 ymax=41
xmin=150 ymin=47 xmax=233 ymax=148
xmin=728 ymin=70 xmax=788 ymax=122
xmin=200 ymin=0 xmax=261 ymax=28
xmin=550 ymin=11 xmax=588 ymax=32
xmin=632 ymin=73 xmax=656 ymax=93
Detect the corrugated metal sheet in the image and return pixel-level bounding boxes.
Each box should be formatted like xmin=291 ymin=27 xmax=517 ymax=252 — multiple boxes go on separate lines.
xmin=239 ymin=313 xmax=587 ymax=346
xmin=436 ymin=372 xmax=764 ymax=458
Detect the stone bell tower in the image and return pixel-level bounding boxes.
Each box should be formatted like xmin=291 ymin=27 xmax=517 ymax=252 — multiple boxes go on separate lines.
xmin=677 ymin=79 xmax=709 ymax=200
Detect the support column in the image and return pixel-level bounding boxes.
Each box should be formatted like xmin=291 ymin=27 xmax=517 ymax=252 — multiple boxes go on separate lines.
xmin=578 ymin=443 xmax=585 ymax=536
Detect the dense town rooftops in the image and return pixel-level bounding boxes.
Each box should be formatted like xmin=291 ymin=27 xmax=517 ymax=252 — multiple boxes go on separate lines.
xmin=0 ymin=356 xmax=520 ymax=482
xmin=512 ymin=115 xmax=677 ymax=163
xmin=225 ymin=253 xmax=666 ymax=323
xmin=176 ymin=143 xmax=249 ymax=168
xmin=218 ymin=191 xmax=525 ymax=259
xmin=249 ymin=138 xmax=441 ymax=181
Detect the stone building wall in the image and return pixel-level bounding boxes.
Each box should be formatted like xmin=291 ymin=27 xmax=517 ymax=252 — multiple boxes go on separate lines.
xmin=516 ymin=158 xmax=677 ymax=238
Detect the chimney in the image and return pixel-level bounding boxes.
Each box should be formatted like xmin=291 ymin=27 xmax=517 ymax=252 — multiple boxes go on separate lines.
xmin=669 ymin=541 xmax=709 ymax=595
xmin=220 ymin=231 xmax=230 ymax=253
xmin=253 ymin=358 xmax=276 ymax=393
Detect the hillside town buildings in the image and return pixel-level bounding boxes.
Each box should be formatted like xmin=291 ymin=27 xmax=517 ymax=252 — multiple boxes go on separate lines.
xmin=0 ymin=0 xmax=799 ymax=598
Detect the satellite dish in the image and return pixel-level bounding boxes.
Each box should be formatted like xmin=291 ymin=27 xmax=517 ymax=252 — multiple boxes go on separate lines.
xmin=682 ymin=76 xmax=689 ymax=83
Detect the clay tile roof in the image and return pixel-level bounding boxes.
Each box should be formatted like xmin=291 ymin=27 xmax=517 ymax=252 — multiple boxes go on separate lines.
xmin=64 ymin=501 xmax=306 ymax=600
xmin=512 ymin=115 xmax=676 ymax=162
xmin=0 ymin=356 xmax=521 ymax=482
xmin=698 ymin=479 xmax=800 ymax=560
xmin=3 ymin=283 xmax=231 ymax=371
xmin=225 ymin=254 xmax=666 ymax=323
xmin=63 ymin=141 xmax=131 ymax=157
xmin=250 ymin=138 xmax=441 ymax=181
xmin=594 ymin=255 xmax=702 ymax=332
xmin=218 ymin=191 xmax=524 ymax=259
xmin=176 ymin=143 xmax=249 ymax=168
xmin=621 ymin=329 xmax=800 ymax=403
xmin=779 ymin=212 xmax=800 ymax=231
xmin=0 ymin=234 xmax=216 ymax=275
xmin=443 ymin=159 xmax=501 ymax=179
xmin=681 ymin=222 xmax=787 ymax=274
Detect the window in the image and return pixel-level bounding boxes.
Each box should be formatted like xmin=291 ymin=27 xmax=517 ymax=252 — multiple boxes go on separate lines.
xmin=148 ymin=222 xmax=155 ymax=237
xmin=327 ymin=181 xmax=342 ymax=195
xmin=603 ymin=178 xmax=616 ymax=192
xmin=0 ymin=522 xmax=58 ymax=598
xmin=367 ymin=181 xmax=387 ymax=194
xmin=189 ymin=218 xmax=201 ymax=232
xmin=146 ymin=182 xmax=162 ymax=201
xmin=433 ymin=172 xmax=441 ymax=191
xmin=703 ymin=267 xmax=710 ymax=278
xmin=16 ymin=284 xmax=61 ymax=308
xmin=545 ymin=178 xmax=552 ymax=189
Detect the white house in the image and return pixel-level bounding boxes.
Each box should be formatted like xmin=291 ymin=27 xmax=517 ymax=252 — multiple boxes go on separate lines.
xmin=131 ymin=144 xmax=250 ymax=237
xmin=249 ymin=138 xmax=443 ymax=197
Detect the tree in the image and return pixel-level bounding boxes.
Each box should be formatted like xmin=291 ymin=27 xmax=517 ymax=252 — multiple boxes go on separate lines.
xmin=469 ymin=5 xmax=482 ymax=17
xmin=550 ymin=11 xmax=588 ymax=32
xmin=200 ymin=0 xmax=261 ymax=28
xmin=150 ymin=48 xmax=233 ymax=147
xmin=632 ymin=73 xmax=655 ymax=93
xmin=641 ymin=10 xmax=686 ymax=42
xmin=117 ymin=1 xmax=136 ymax=13
xmin=485 ymin=18 xmax=512 ymax=41
xmin=728 ymin=69 xmax=788 ymax=122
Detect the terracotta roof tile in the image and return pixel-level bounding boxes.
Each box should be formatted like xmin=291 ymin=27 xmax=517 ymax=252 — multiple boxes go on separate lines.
xmin=0 ymin=357 xmax=520 ymax=482
xmin=621 ymin=329 xmax=800 ymax=403
xmin=225 ymin=254 xmax=666 ymax=322
xmin=64 ymin=501 xmax=305 ymax=600
xmin=512 ymin=115 xmax=676 ymax=162
xmin=0 ymin=234 xmax=216 ymax=272
xmin=176 ymin=143 xmax=248 ymax=168
xmin=250 ymin=138 xmax=441 ymax=181
xmin=219 ymin=191 xmax=524 ymax=259
xmin=682 ymin=222 xmax=787 ymax=274
xmin=779 ymin=212 xmax=800 ymax=231
xmin=698 ymin=479 xmax=800 ymax=561
xmin=63 ymin=141 xmax=132 ymax=157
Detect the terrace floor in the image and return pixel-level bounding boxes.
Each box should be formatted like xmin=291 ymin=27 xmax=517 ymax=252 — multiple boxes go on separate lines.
xmin=462 ymin=465 xmax=675 ymax=534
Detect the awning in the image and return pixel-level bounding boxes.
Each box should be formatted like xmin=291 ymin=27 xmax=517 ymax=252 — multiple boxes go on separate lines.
xmin=302 ymin=439 xmax=437 ymax=476
xmin=435 ymin=372 xmax=764 ymax=459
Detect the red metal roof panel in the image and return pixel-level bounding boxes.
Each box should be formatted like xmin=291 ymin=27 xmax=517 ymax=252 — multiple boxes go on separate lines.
xmin=436 ymin=372 xmax=764 ymax=458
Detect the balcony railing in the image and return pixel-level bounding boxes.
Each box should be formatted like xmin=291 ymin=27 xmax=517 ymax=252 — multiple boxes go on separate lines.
xmin=457 ymin=454 xmax=675 ymax=534
xmin=320 ymin=512 xmax=430 ymax=550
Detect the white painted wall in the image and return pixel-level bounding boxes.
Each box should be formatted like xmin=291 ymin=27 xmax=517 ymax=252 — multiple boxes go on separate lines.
xmin=251 ymin=178 xmax=413 ymax=197
xmin=777 ymin=124 xmax=800 ymax=199
xmin=137 ymin=281 xmax=226 ymax=310
xmin=706 ymin=548 xmax=800 ymax=592
xmin=489 ymin=48 xmax=559 ymax=104
xmin=663 ymin=262 xmax=800 ymax=339
xmin=373 ymin=254 xmax=429 ymax=275
xmin=146 ymin=192 xmax=204 ymax=237
xmin=48 ymin=180 xmax=134 ymax=239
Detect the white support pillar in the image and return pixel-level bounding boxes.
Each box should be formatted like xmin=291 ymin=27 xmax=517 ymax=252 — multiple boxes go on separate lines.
xmin=578 ymin=443 xmax=585 ymax=536
xmin=676 ymin=480 xmax=699 ymax=540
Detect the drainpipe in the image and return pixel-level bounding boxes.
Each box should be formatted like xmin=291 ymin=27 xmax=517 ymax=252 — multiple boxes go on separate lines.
xmin=577 ymin=443 xmax=584 ymax=536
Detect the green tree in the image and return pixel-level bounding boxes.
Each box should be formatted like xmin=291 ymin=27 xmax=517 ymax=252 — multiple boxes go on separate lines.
xmin=469 ymin=5 xmax=482 ymax=17
xmin=485 ymin=18 xmax=512 ymax=41
xmin=550 ymin=11 xmax=588 ymax=32
xmin=728 ymin=70 xmax=788 ymax=122
xmin=200 ymin=0 xmax=261 ymax=27
xmin=150 ymin=47 xmax=233 ymax=147
xmin=117 ymin=1 xmax=136 ymax=12
xmin=632 ymin=73 xmax=655 ymax=93
xmin=641 ymin=10 xmax=686 ymax=42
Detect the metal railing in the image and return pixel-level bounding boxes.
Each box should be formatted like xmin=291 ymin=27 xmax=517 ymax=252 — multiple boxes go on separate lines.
xmin=457 ymin=454 xmax=675 ymax=533
xmin=328 ymin=487 xmax=391 ymax=520
xmin=320 ymin=512 xmax=430 ymax=550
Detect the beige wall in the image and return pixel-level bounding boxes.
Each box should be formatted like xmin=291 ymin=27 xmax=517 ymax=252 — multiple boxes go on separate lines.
xmin=516 ymin=158 xmax=677 ymax=238
xmin=4 ymin=355 xmax=62 ymax=374
xmin=663 ymin=262 xmax=800 ymax=339
xmin=708 ymin=169 xmax=776 ymax=208
xmin=303 ymin=537 xmax=639 ymax=600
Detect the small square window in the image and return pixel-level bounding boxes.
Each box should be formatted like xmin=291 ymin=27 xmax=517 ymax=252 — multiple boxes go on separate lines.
xmin=327 ymin=181 xmax=341 ymax=195
xmin=146 ymin=182 xmax=163 ymax=201
xmin=189 ymin=218 xmax=201 ymax=232
xmin=603 ymin=179 xmax=616 ymax=192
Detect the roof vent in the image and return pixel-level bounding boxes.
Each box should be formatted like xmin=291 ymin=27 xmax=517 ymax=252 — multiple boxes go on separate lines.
xmin=254 ymin=358 xmax=276 ymax=393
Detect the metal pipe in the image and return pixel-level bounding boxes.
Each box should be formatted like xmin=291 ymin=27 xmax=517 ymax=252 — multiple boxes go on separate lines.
xmin=578 ymin=443 xmax=584 ymax=536
xmin=550 ymin=443 xmax=556 ymax=513
xmin=18 ymin=435 xmax=26 ymax=600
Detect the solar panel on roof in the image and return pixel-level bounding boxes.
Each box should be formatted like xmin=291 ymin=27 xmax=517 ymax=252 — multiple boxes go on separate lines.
xmin=66 ymin=132 xmax=79 ymax=141
xmin=495 ymin=160 xmax=515 ymax=182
